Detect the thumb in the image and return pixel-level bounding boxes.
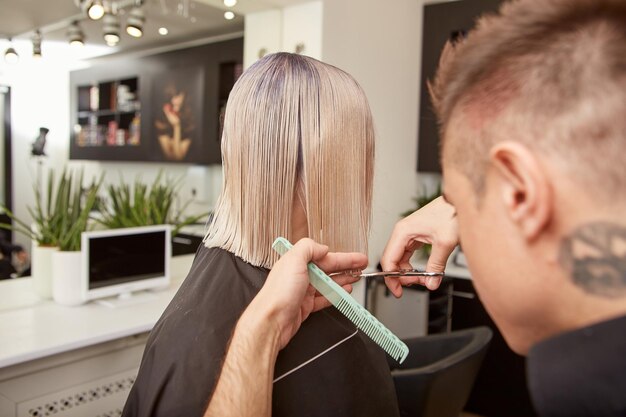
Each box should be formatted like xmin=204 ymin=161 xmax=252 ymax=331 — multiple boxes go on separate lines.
xmin=292 ymin=238 xmax=329 ymax=264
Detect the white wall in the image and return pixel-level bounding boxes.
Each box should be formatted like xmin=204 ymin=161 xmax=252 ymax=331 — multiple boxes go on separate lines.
xmin=244 ymin=9 xmax=282 ymax=68
xmin=244 ymin=1 xmax=323 ymax=68
xmin=321 ymin=0 xmax=445 ymax=337
xmin=322 ymin=0 xmax=424 ymax=265
xmin=282 ymin=2 xmax=323 ymax=60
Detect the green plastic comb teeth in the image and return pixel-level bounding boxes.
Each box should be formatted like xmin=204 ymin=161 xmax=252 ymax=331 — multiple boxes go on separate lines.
xmin=272 ymin=237 xmax=409 ymax=364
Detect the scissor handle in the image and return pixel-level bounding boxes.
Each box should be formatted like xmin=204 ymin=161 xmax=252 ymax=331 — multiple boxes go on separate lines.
xmin=330 ymin=269 xmax=444 ymax=279
xmin=359 ymin=270 xmax=444 ymax=278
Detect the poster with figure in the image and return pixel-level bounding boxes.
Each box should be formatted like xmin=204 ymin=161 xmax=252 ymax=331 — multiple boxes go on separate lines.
xmin=151 ymin=66 xmax=204 ymax=162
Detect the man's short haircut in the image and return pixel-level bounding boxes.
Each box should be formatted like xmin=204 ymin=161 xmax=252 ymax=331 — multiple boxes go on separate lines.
xmin=430 ymin=0 xmax=626 ymax=199
xmin=204 ymin=53 xmax=374 ymax=268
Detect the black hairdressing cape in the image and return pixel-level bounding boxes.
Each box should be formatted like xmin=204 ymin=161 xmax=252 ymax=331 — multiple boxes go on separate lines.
xmin=122 ymin=245 xmax=400 ymax=417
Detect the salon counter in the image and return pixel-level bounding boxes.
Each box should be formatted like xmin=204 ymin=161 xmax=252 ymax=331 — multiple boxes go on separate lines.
xmin=0 ymin=254 xmax=194 ymax=369
xmin=0 ymin=254 xmax=195 ymax=417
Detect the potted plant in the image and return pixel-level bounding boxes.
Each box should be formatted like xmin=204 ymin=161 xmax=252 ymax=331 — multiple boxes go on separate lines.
xmin=97 ymin=173 xmax=210 ymax=235
xmin=0 ymin=170 xmax=74 ymax=298
xmin=51 ymin=170 xmax=102 ymax=306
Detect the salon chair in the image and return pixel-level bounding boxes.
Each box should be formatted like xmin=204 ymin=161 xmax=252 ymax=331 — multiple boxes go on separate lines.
xmin=388 ymin=326 xmax=492 ymax=417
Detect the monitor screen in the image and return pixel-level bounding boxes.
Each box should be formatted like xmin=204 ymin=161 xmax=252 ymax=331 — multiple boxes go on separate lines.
xmin=88 ymin=230 xmax=167 ymax=290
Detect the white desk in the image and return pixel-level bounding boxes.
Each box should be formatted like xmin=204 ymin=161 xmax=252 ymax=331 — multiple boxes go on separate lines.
xmin=0 ymin=254 xmax=194 ymax=417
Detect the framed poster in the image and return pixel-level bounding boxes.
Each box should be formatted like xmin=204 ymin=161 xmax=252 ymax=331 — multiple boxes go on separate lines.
xmin=150 ymin=66 xmax=204 ymax=163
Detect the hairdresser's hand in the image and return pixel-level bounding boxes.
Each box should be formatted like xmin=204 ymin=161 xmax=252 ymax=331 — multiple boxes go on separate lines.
xmin=381 ymin=196 xmax=458 ymax=297
xmin=249 ymin=238 xmax=367 ymax=349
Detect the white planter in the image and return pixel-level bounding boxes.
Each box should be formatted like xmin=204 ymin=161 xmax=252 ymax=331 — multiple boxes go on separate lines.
xmin=52 ymin=251 xmax=85 ymax=306
xmin=31 ymin=244 xmax=58 ymax=299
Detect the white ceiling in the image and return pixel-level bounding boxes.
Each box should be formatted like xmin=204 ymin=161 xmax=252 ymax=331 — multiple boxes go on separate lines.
xmin=0 ymin=0 xmax=312 ymax=55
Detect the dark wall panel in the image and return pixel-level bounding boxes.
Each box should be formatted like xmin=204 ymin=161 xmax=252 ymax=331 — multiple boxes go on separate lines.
xmin=69 ymin=37 xmax=243 ymax=165
xmin=417 ymin=0 xmax=502 ymax=172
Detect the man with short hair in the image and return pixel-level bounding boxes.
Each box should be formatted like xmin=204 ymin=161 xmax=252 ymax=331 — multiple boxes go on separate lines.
xmin=204 ymin=0 xmax=626 ymax=415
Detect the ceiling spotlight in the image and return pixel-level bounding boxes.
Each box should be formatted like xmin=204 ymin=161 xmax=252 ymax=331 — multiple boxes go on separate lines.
xmin=4 ymin=40 xmax=19 ymax=65
xmin=103 ymin=13 xmax=121 ymax=46
xmin=223 ymin=0 xmax=237 ymax=7
xmin=158 ymin=27 xmax=169 ymax=36
xmin=126 ymin=6 xmax=145 ymax=37
xmin=67 ymin=21 xmax=85 ymax=47
xmin=87 ymin=0 xmax=105 ymax=20
xmin=32 ymin=30 xmax=43 ymax=58
xmin=224 ymin=11 xmax=235 ymax=20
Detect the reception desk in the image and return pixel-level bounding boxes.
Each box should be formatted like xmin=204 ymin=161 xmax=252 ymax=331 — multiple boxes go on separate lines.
xmin=0 ymin=254 xmax=195 ymax=417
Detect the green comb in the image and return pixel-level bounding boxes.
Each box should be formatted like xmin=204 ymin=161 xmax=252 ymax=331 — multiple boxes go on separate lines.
xmin=272 ymin=237 xmax=409 ymax=363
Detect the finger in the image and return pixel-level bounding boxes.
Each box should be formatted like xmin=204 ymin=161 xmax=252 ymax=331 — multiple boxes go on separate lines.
xmin=384 ymin=276 xmax=403 ymax=298
xmin=384 ymin=258 xmax=415 ymax=298
xmin=314 ymin=251 xmax=368 ymax=274
xmin=311 ymin=283 xmax=354 ymax=313
xmin=398 ymin=275 xmax=429 ymax=287
xmin=291 ymin=238 xmax=367 ymax=273
xmin=292 ymin=238 xmax=329 ymax=264
xmin=426 ymin=276 xmax=443 ymax=290
xmin=306 ymin=284 xmax=316 ymax=296
xmin=312 ymin=295 xmax=332 ymax=312
xmin=381 ymin=225 xmax=411 ymax=272
xmin=330 ymin=273 xmax=361 ymax=287
xmin=425 ymin=240 xmax=455 ymax=275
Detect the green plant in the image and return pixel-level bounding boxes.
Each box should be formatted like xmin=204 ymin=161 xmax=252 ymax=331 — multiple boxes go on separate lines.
xmin=56 ymin=170 xmax=103 ymax=252
xmin=0 ymin=169 xmax=77 ymax=246
xmin=97 ymin=173 xmax=209 ymax=236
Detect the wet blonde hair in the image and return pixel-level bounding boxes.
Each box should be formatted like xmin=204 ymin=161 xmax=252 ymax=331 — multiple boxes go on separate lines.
xmin=204 ymin=53 xmax=374 ymax=268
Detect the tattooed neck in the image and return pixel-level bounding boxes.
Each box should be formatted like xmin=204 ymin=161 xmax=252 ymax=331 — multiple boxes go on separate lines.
xmin=559 ymin=222 xmax=626 ymax=298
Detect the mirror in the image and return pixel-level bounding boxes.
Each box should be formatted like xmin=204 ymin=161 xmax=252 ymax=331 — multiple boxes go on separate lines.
xmin=0 ymin=86 xmax=7 ymax=214
xmin=0 ymin=85 xmax=18 ymax=279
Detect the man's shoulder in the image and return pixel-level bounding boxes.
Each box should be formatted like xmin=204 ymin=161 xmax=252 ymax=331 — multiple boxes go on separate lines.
xmin=528 ymin=314 xmax=626 ymax=417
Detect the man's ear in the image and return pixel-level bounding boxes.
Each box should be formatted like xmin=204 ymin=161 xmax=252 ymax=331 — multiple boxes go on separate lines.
xmin=488 ymin=142 xmax=553 ymax=241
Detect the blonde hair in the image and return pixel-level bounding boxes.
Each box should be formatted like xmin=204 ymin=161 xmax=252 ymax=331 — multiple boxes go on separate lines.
xmin=429 ymin=0 xmax=626 ymax=199
xmin=204 ymin=53 xmax=374 ymax=268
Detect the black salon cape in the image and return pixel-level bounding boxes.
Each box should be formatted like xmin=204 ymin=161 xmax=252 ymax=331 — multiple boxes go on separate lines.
xmin=122 ymin=246 xmax=400 ymax=417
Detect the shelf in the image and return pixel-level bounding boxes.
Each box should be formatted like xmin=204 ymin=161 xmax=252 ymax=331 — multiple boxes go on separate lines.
xmin=77 ymin=109 xmax=138 ymax=118
xmin=74 ymin=77 xmax=141 ymax=153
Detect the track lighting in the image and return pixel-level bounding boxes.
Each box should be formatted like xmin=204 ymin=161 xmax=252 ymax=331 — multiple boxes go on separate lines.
xmin=67 ymin=21 xmax=85 ymax=47
xmin=4 ymin=41 xmax=19 ymax=65
xmin=32 ymin=30 xmax=42 ymax=58
xmin=126 ymin=6 xmax=145 ymax=38
xmin=103 ymin=13 xmax=121 ymax=46
xmin=87 ymin=0 xmax=105 ymax=20
xmin=4 ymin=48 xmax=19 ymax=64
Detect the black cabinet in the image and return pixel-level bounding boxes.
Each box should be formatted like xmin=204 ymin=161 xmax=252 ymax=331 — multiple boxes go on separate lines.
xmin=450 ymin=278 xmax=537 ymax=417
xmin=171 ymin=233 xmax=204 ymax=257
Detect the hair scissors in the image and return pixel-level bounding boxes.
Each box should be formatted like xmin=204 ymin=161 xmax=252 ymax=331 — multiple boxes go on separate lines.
xmin=330 ymin=269 xmax=444 ymax=279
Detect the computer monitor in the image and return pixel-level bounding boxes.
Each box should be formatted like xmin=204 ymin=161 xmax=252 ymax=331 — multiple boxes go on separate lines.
xmin=81 ymin=225 xmax=171 ymax=304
